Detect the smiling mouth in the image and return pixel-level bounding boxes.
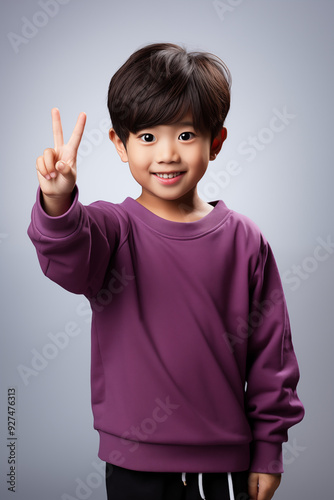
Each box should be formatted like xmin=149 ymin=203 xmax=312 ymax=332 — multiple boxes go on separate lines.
xmin=153 ymin=172 xmax=185 ymax=179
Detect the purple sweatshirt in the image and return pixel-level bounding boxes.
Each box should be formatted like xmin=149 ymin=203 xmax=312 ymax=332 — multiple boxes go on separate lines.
xmin=28 ymin=187 xmax=304 ymax=474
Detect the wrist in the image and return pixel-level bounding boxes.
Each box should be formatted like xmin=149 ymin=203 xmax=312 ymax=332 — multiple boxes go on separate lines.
xmin=32 ymin=186 xmax=81 ymax=238
xmin=41 ymin=191 xmax=74 ymax=217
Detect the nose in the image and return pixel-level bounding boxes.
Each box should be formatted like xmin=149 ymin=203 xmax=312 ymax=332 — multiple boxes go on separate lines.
xmin=156 ymin=138 xmax=181 ymax=164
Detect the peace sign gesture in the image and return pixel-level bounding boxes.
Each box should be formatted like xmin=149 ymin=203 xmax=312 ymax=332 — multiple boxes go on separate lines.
xmin=36 ymin=108 xmax=86 ymax=215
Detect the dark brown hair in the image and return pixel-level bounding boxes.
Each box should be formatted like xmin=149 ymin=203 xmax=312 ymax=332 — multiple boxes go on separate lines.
xmin=107 ymin=43 xmax=231 ymax=145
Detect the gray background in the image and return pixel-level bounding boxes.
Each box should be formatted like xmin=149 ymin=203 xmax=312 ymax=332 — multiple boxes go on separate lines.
xmin=1 ymin=0 xmax=333 ymax=498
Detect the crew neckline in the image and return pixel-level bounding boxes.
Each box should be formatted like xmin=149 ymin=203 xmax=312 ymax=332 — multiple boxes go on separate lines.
xmin=121 ymin=197 xmax=231 ymax=239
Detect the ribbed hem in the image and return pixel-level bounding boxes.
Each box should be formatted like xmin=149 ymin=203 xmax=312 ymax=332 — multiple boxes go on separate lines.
xmin=98 ymin=431 xmax=250 ymax=473
xmin=31 ymin=186 xmax=82 ymax=238
xmin=249 ymin=441 xmax=284 ymax=474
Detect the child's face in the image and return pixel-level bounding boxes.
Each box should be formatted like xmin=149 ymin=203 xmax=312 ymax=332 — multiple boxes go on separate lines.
xmin=111 ymin=113 xmax=222 ymax=205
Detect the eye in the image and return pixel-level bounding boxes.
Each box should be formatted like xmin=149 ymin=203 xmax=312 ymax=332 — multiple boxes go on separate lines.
xmin=139 ymin=133 xmax=155 ymax=143
xmin=178 ymin=132 xmax=195 ymax=141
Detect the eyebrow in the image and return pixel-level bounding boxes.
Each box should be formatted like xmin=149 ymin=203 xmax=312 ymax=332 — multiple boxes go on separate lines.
xmin=178 ymin=121 xmax=195 ymax=127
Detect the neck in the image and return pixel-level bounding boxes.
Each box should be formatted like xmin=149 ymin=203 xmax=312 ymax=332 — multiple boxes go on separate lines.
xmin=135 ymin=190 xmax=213 ymax=222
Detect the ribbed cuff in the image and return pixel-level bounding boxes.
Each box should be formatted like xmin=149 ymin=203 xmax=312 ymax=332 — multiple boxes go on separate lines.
xmin=31 ymin=186 xmax=82 ymax=238
xmin=249 ymin=441 xmax=283 ymax=474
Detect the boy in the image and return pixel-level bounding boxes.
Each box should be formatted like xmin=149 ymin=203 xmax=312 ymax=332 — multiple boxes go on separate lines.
xmin=28 ymin=43 xmax=304 ymax=500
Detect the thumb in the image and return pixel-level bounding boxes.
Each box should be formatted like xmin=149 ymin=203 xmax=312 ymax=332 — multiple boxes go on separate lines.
xmin=248 ymin=473 xmax=259 ymax=500
xmin=55 ymin=160 xmax=72 ymax=176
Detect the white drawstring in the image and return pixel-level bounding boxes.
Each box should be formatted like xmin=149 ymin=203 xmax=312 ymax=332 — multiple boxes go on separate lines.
xmin=198 ymin=473 xmax=206 ymax=499
xmin=227 ymin=472 xmax=235 ymax=500
xmin=181 ymin=472 xmax=206 ymax=499
xmin=181 ymin=471 xmax=233 ymax=500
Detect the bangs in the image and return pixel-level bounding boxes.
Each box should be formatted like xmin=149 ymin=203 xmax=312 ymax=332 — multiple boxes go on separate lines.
xmin=127 ymin=80 xmax=206 ymax=134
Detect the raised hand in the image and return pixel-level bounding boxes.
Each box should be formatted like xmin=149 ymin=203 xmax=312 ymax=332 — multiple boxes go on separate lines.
xmin=36 ymin=108 xmax=86 ymax=216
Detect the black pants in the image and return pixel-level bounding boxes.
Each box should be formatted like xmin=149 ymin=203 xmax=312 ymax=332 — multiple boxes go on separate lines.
xmin=105 ymin=463 xmax=250 ymax=500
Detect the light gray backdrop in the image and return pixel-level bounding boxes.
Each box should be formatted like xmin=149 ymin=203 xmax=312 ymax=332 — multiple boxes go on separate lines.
xmin=1 ymin=0 xmax=333 ymax=499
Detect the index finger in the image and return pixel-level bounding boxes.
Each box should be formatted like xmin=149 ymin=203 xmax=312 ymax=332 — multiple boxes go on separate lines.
xmin=51 ymin=107 xmax=64 ymax=149
xmin=67 ymin=112 xmax=87 ymax=152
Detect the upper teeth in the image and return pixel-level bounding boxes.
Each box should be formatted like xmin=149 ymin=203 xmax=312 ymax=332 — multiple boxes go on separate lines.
xmin=156 ymin=172 xmax=181 ymax=179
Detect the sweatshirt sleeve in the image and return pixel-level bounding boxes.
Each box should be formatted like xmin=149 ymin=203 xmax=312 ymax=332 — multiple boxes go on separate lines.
xmin=27 ymin=186 xmax=122 ymax=298
xmin=245 ymin=237 xmax=305 ymax=474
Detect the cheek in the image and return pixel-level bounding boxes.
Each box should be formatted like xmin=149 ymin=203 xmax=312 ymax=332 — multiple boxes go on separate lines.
xmin=193 ymin=147 xmax=210 ymax=170
xmin=127 ymin=153 xmax=144 ymax=171
xmin=128 ymin=157 xmax=150 ymax=183
xmin=128 ymin=149 xmax=151 ymax=170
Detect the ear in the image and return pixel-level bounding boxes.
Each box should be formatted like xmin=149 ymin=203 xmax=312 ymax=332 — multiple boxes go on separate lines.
xmin=109 ymin=128 xmax=128 ymax=163
xmin=210 ymin=127 xmax=227 ymax=161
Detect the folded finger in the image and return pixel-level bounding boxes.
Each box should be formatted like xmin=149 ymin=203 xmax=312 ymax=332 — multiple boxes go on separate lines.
xmin=36 ymin=155 xmax=50 ymax=180
xmin=43 ymin=148 xmax=57 ymax=178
